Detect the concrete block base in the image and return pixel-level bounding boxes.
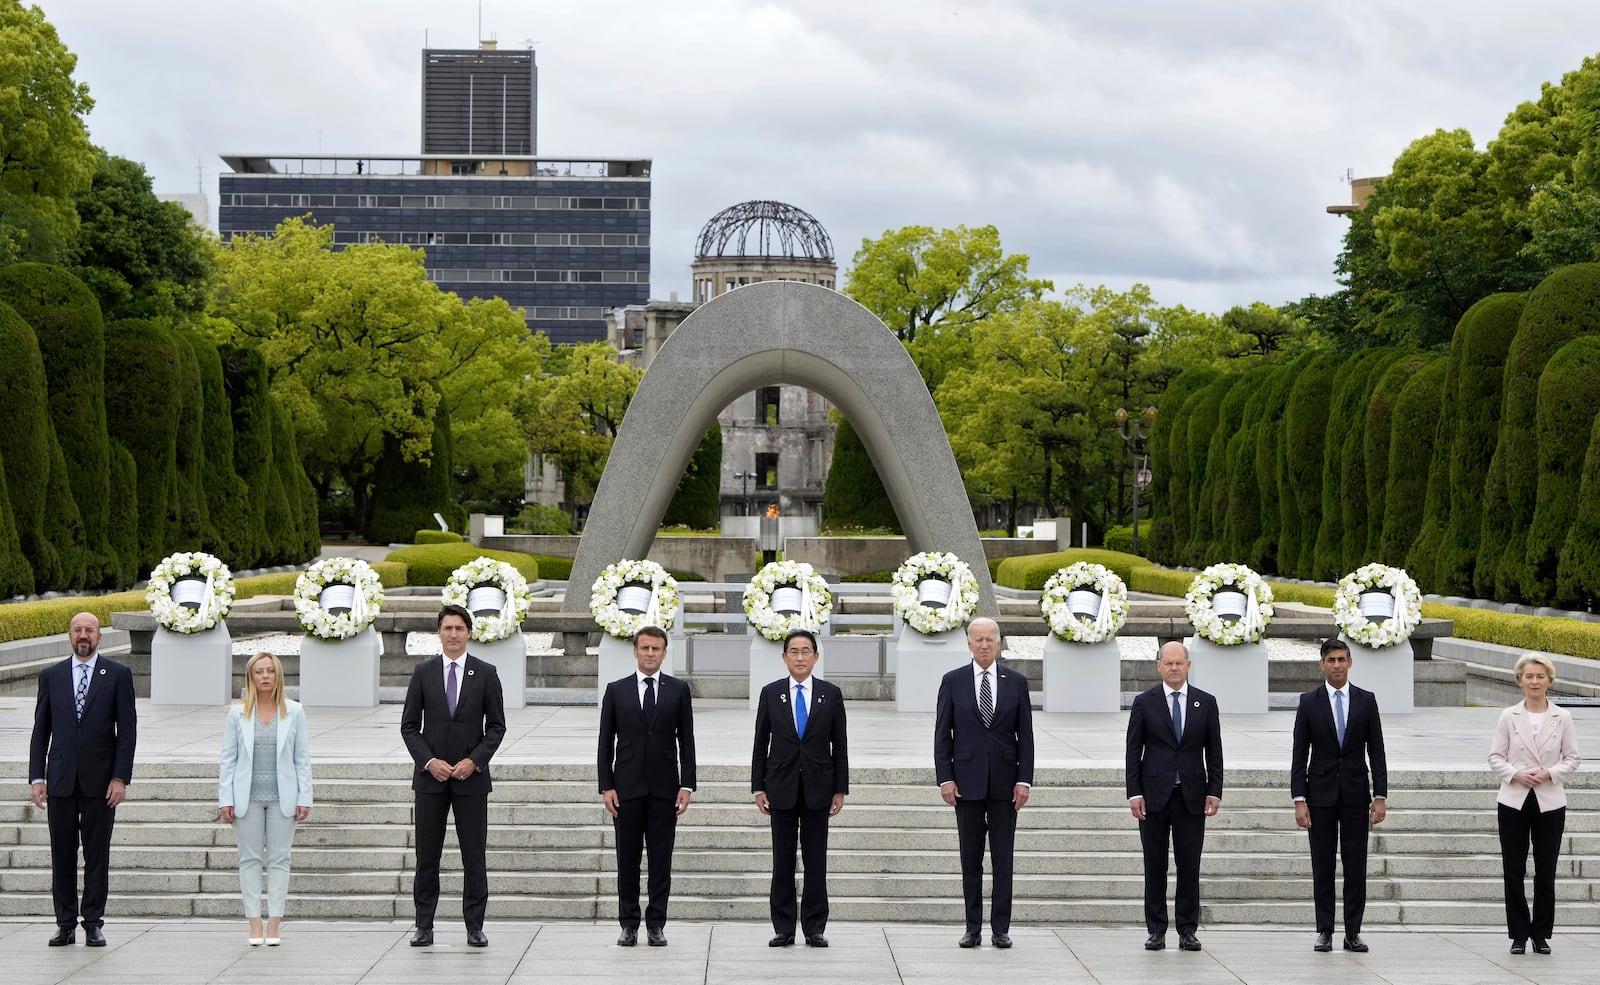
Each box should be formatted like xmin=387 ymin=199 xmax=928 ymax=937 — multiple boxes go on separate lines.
xmin=1043 ymin=636 xmax=1119 ymax=712
xmin=893 ymin=629 xmax=969 ymax=713
xmin=1186 ymin=636 xmax=1268 ymax=713
xmin=473 ymin=634 xmax=529 ymax=709
xmin=150 ymin=624 xmax=233 ymax=705
xmin=297 ymin=628 xmax=381 ymax=707
xmin=1344 ymin=637 xmax=1415 ymax=714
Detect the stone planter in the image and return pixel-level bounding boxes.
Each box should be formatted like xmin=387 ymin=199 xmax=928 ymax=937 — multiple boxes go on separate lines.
xmin=1185 ymin=636 xmax=1268 ymax=714
xmin=1043 ymin=636 xmax=1120 ymax=713
xmin=297 ymin=627 xmax=381 ymax=707
xmin=472 ymin=634 xmax=528 ymax=709
xmin=1341 ymin=637 xmax=1415 ymax=714
xmin=151 ymin=623 xmax=233 ymax=705
xmin=892 ymin=628 xmax=968 ymax=713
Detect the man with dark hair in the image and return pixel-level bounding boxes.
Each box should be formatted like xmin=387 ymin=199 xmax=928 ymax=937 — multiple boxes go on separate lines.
xmin=598 ymin=625 xmax=696 ymax=947
xmin=401 ymin=604 xmax=506 ymax=947
xmin=753 ymin=628 xmax=848 ymax=948
xmin=1292 ymin=637 xmax=1387 ymax=954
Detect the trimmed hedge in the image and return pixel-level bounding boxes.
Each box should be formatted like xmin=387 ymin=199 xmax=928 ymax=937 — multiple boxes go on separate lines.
xmin=271 ymin=399 xmax=321 ymax=561
xmin=528 ymin=554 xmax=574 ymax=580
xmin=105 ymin=317 xmax=181 ymax=573
xmin=0 ymin=299 xmax=63 ymax=588
xmin=383 ymin=543 xmax=540 ymax=586
xmin=0 ymin=444 xmax=33 ymax=595
xmin=220 ymin=344 xmax=286 ymax=569
xmin=1281 ymin=352 xmax=1340 ymax=578
xmin=106 ymin=440 xmax=139 ymax=586
xmin=414 ymin=530 xmax=465 ymax=544
xmin=1314 ymin=351 xmax=1386 ymax=581
xmin=994 ymin=549 xmax=1150 ymax=590
xmin=1182 ymin=374 xmax=1237 ymax=565
xmin=1103 ymin=521 xmax=1150 ymax=555
xmin=167 ymin=329 xmax=205 ymax=554
xmin=365 ymin=399 xmax=455 ymax=547
xmin=1147 ymin=366 xmax=1219 ymax=562
xmin=662 ymin=422 xmax=721 ymax=529
xmin=1560 ymin=405 xmax=1600 ymax=601
xmin=185 ymin=333 xmax=253 ymax=562
xmin=1377 ymin=355 xmax=1446 ymax=565
xmin=1249 ymin=359 xmax=1305 ymax=573
xmin=1524 ymin=336 xmax=1600 ymax=605
xmin=822 ymin=418 xmax=901 ymax=532
xmin=1341 ymin=349 xmax=1407 ymax=573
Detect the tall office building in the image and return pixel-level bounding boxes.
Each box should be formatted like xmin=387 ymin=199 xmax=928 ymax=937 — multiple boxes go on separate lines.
xmin=217 ymin=42 xmax=648 ymax=343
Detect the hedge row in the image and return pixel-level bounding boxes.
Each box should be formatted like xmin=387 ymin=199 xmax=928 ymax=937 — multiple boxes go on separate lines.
xmin=414 ymin=530 xmax=465 ymax=545
xmin=994 ymin=549 xmax=1148 ymax=590
xmin=383 ymin=543 xmax=540 ymax=586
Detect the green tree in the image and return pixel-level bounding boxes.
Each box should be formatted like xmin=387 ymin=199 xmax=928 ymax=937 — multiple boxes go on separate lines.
xmin=820 ymin=417 xmax=901 ymax=532
xmin=104 ymin=318 xmax=180 ymax=573
xmin=1314 ymin=351 xmax=1388 ymax=580
xmin=526 ymin=341 xmax=641 ymax=524
xmin=1361 ymin=352 xmax=1429 ymax=560
xmin=1524 ymin=336 xmax=1600 ymax=605
xmin=0 ymin=1 xmax=96 ymax=263
xmin=1145 ymin=366 xmax=1219 ymax=563
xmin=1378 ymin=356 xmax=1448 ymax=564
xmin=662 ymin=422 xmax=722 ymax=529
xmin=0 ymin=444 xmax=33 ymax=594
xmin=0 ymin=297 xmax=63 ymax=586
xmin=182 ymin=330 xmax=254 ymax=561
xmin=1280 ymin=353 xmax=1341 ymax=577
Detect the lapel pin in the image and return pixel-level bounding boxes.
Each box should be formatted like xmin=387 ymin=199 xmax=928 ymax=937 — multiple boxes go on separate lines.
xmin=1193 ymin=700 xmax=1200 ymax=708
xmin=780 ymin=692 xmax=787 ymax=703
xmin=467 ymin=669 xmax=475 ymax=676
xmin=99 ymin=668 xmax=107 ymax=676
xmin=818 ymin=695 xmax=826 ymax=704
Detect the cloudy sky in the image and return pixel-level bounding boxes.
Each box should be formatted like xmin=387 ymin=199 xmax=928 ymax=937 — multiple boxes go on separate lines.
xmin=42 ymin=0 xmax=1600 ymax=315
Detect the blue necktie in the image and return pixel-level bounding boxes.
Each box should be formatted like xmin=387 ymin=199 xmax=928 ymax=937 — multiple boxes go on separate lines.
xmin=1334 ymin=689 xmax=1346 ymax=748
xmin=75 ymin=663 xmax=89 ymax=720
xmin=794 ymin=683 xmax=807 ymax=738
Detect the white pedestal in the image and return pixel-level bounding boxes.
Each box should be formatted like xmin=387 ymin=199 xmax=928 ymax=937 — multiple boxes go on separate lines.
xmin=1343 ymin=637 xmax=1415 ymax=714
xmin=151 ymin=624 xmax=233 ymax=705
xmin=1043 ymin=636 xmax=1120 ymax=712
xmin=597 ymin=633 xmax=678 ymax=706
xmin=751 ymin=637 xmax=821 ymax=709
xmin=473 ymin=634 xmax=528 ymax=709
xmin=297 ymin=627 xmax=381 ymax=707
xmin=1185 ymin=636 xmax=1268 ymax=714
xmin=893 ymin=628 xmax=969 ymax=713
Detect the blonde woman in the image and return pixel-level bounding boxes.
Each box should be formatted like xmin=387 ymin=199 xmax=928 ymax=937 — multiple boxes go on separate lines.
xmin=1488 ymin=654 xmax=1580 ymax=956
xmin=219 ymin=652 xmax=312 ymax=946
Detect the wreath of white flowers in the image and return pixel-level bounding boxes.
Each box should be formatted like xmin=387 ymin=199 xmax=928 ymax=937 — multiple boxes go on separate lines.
xmin=891 ymin=551 xmax=981 ymax=636
xmin=441 ymin=556 xmax=534 ymax=643
xmin=1040 ymin=562 xmax=1129 ymax=644
xmin=742 ymin=560 xmax=834 ymax=643
xmin=146 ymin=551 xmax=235 ymax=634
xmin=1333 ymin=562 xmax=1423 ymax=648
xmin=590 ymin=559 xmax=681 ymax=639
xmin=293 ymin=557 xmax=384 ymax=641
xmin=1184 ymin=562 xmax=1274 ymax=646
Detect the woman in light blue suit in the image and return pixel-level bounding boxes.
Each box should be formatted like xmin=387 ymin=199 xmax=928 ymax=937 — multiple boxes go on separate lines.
xmin=219 ymin=652 xmax=312 ymax=946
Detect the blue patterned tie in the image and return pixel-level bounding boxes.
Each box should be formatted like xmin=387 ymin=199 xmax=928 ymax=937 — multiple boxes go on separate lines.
xmin=794 ymin=683 xmax=807 ymax=738
xmin=1334 ymin=689 xmax=1346 ymax=748
xmin=75 ymin=663 xmax=89 ymax=720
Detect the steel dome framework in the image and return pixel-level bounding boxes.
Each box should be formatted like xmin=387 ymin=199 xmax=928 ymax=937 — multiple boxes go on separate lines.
xmin=694 ymin=200 xmax=834 ymax=262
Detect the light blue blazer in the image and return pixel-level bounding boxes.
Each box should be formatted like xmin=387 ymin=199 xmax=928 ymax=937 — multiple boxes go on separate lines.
xmin=219 ymin=700 xmax=313 ymax=818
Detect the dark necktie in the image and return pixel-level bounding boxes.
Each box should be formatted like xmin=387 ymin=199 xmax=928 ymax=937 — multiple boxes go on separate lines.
xmin=795 ymin=683 xmax=807 ymax=738
xmin=75 ymin=663 xmax=90 ymax=720
xmin=979 ymin=671 xmax=994 ymax=728
xmin=446 ymin=660 xmax=459 ymax=718
xmin=643 ymin=676 xmax=657 ymax=722
xmin=1334 ymin=689 xmax=1346 ymax=747
xmin=1171 ymin=690 xmax=1184 ymax=784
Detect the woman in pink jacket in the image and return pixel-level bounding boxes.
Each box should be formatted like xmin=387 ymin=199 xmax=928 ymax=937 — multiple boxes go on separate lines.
xmin=1488 ymin=654 xmax=1581 ymax=956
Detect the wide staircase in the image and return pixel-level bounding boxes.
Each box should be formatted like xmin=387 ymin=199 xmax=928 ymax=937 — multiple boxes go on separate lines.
xmin=3 ymin=765 xmax=1597 ymax=927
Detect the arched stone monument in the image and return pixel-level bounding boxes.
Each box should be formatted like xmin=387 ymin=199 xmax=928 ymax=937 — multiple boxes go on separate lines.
xmin=562 ymin=281 xmax=998 ymax=616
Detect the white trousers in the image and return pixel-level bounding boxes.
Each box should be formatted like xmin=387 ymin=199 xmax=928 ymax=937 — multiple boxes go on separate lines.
xmin=234 ymin=804 xmax=297 ymax=918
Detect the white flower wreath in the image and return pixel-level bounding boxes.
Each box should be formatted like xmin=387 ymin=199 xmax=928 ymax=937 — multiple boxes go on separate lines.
xmin=146 ymin=551 xmax=235 ymax=634
xmin=1333 ymin=562 xmax=1423 ymax=648
xmin=1040 ymin=562 xmax=1129 ymax=644
xmin=589 ymin=559 xmax=681 ymax=639
xmin=742 ymin=560 xmax=833 ymax=643
xmin=891 ymin=551 xmax=981 ymax=636
xmin=1184 ymin=562 xmax=1274 ymax=646
xmin=293 ymin=557 xmax=384 ymax=641
xmin=441 ymin=556 xmax=534 ymax=643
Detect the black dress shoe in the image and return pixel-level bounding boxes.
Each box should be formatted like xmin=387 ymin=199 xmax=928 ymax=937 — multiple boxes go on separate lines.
xmin=84 ymin=926 xmax=106 ymax=948
xmin=958 ymin=931 xmax=981 ymax=948
xmin=1144 ymin=933 xmax=1165 ymax=950
xmin=992 ymin=933 xmax=1012 ymax=949
xmin=805 ymin=934 xmax=829 ymax=948
xmin=618 ymin=927 xmax=637 ymax=946
xmin=1178 ymin=933 xmax=1201 ymax=952
xmin=48 ymin=927 xmax=74 ymax=947
xmin=1313 ymin=932 xmax=1333 ymax=952
xmin=1509 ymin=939 xmax=1525 ymax=954
xmin=768 ymin=934 xmax=794 ymax=947
xmin=466 ymin=929 xmax=488 ymax=948
xmin=647 ymin=927 xmax=667 ymax=947
xmin=409 ymin=928 xmax=433 ymax=947
xmin=1343 ymin=934 xmax=1368 ymax=953
xmin=1532 ymin=938 xmax=1551 ymax=955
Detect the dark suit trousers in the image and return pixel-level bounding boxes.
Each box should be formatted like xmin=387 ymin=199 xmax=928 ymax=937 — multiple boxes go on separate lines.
xmin=413 ymin=788 xmax=489 ymax=931
xmin=1139 ymin=789 xmax=1206 ymax=935
xmin=614 ymin=794 xmax=678 ymax=930
xmin=769 ymin=804 xmax=830 ymax=936
xmin=1498 ymin=791 xmax=1565 ymax=941
xmin=954 ymin=797 xmax=1018 ymax=934
xmin=47 ymin=782 xmax=117 ymax=929
xmin=1308 ymin=801 xmax=1370 ymax=935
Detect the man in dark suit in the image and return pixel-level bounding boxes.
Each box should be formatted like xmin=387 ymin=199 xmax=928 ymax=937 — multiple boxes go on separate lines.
xmin=934 ymin=616 xmax=1034 ymax=949
xmin=752 ymin=628 xmax=848 ymax=948
xmin=598 ymin=625 xmax=696 ymax=947
xmin=1292 ymin=637 xmax=1387 ymax=953
xmin=400 ymin=604 xmax=507 ymax=948
xmin=1126 ymin=641 xmax=1223 ymax=952
xmin=29 ymin=612 xmax=137 ymax=948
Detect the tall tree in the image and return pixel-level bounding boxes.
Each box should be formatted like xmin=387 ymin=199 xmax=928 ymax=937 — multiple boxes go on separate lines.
xmin=526 ymin=341 xmax=641 ymax=523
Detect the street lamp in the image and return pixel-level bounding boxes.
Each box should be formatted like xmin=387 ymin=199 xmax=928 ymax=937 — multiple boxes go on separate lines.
xmin=733 ymin=470 xmax=754 ymax=516
xmin=1114 ymin=406 xmax=1157 ymax=555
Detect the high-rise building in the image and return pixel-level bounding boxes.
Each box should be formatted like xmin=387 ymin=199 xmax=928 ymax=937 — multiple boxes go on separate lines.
xmin=421 ymin=44 xmax=537 ymax=155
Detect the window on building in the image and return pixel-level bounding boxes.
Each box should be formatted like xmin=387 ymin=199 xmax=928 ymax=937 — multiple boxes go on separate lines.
xmin=756 ymin=452 xmax=779 ymax=490
xmin=757 ymin=387 xmax=781 ymax=426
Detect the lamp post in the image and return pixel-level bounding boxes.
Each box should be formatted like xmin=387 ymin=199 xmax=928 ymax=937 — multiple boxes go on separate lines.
xmin=1114 ymin=406 xmax=1157 ymax=555
xmin=733 ymin=470 xmax=754 ymax=516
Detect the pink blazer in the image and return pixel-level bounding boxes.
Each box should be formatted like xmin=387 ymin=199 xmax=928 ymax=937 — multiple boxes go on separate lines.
xmin=1489 ymin=700 xmax=1581 ymax=812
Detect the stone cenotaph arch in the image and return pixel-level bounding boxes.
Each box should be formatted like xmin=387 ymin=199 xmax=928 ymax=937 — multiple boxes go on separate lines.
xmin=561 ymin=280 xmax=998 ymax=617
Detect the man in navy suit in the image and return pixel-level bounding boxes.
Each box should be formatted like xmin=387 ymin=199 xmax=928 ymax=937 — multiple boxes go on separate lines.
xmin=752 ymin=629 xmax=849 ymax=948
xmin=400 ymin=604 xmax=507 ymax=948
xmin=1126 ymin=641 xmax=1223 ymax=952
xmin=1292 ymin=637 xmax=1387 ymax=953
xmin=598 ymin=625 xmax=696 ymax=947
xmin=934 ymin=616 xmax=1034 ymax=949
xmin=29 ymin=612 xmax=137 ymax=948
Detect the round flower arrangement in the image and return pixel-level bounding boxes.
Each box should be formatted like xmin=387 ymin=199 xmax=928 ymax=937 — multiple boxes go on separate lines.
xmin=1333 ymin=562 xmax=1423 ymax=648
xmin=1040 ymin=562 xmax=1129 ymax=644
xmin=1184 ymin=562 xmax=1274 ymax=645
xmin=441 ymin=556 xmax=534 ymax=643
xmin=293 ymin=557 xmax=384 ymax=641
xmin=590 ymin=559 xmax=681 ymax=639
xmin=146 ymin=551 xmax=235 ymax=634
xmin=742 ymin=560 xmax=834 ymax=642
xmin=891 ymin=551 xmax=981 ymax=636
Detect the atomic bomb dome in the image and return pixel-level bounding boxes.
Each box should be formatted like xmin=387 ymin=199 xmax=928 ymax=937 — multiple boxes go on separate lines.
xmin=691 ymin=200 xmax=837 ymax=302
